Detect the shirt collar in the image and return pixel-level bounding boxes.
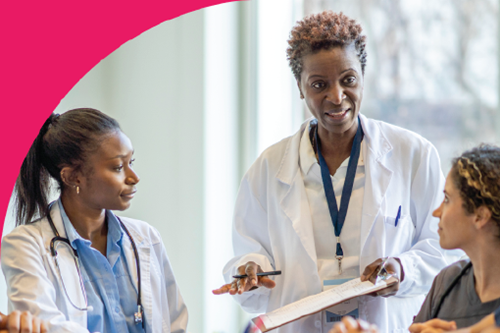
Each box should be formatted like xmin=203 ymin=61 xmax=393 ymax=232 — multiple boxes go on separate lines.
xmin=299 ymin=121 xmax=365 ymax=176
xmin=58 ymin=198 xmax=124 ymax=249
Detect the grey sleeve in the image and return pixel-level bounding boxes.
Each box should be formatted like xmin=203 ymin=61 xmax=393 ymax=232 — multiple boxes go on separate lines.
xmin=413 ymin=275 xmax=439 ymax=323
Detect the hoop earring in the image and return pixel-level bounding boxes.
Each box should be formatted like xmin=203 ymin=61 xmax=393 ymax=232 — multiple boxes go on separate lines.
xmin=76 ymin=186 xmax=80 ymax=195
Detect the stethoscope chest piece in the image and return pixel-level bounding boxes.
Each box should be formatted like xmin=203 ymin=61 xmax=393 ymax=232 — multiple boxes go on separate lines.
xmin=134 ymin=305 xmax=143 ymax=324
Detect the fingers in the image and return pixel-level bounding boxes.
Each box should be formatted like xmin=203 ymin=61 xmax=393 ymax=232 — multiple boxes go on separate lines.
xmin=39 ymin=321 xmax=48 ymax=333
xmin=329 ymin=317 xmax=378 ymax=333
xmin=409 ymin=321 xmax=456 ymax=333
xmin=331 ymin=322 xmax=347 ymax=333
xmin=213 ymin=262 xmax=278 ymax=296
xmin=361 ymin=259 xmax=382 ymax=282
xmin=258 ymin=276 xmax=276 ymax=289
xmin=20 ymin=311 xmax=32 ymax=333
xmin=245 ymin=262 xmax=259 ymax=288
xmin=31 ymin=317 xmax=41 ymax=333
xmin=342 ymin=316 xmax=358 ymax=331
xmin=7 ymin=310 xmax=21 ymax=333
xmin=409 ymin=323 xmax=425 ymax=333
xmin=212 ymin=283 xmax=233 ymax=295
xmin=422 ymin=319 xmax=457 ymax=331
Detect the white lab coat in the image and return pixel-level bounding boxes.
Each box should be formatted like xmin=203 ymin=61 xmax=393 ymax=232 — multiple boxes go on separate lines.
xmin=1 ymin=203 xmax=188 ymax=333
xmin=223 ymin=115 xmax=462 ymax=333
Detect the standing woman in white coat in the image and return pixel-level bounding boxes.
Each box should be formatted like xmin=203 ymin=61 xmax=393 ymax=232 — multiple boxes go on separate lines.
xmin=213 ymin=11 xmax=460 ymax=333
xmin=1 ymin=108 xmax=187 ymax=333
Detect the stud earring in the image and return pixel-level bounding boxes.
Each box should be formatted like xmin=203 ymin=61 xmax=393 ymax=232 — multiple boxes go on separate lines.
xmin=76 ymin=186 xmax=80 ymax=194
xmin=300 ymin=93 xmax=304 ymax=99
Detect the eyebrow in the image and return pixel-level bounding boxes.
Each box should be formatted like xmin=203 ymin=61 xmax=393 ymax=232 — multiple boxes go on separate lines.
xmin=107 ymin=150 xmax=134 ymax=160
xmin=340 ymin=68 xmax=357 ymax=74
xmin=307 ymin=68 xmax=358 ymax=80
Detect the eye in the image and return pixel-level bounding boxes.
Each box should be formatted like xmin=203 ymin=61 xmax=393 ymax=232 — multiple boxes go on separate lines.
xmin=114 ymin=165 xmax=124 ymax=172
xmin=129 ymin=158 xmax=135 ymax=166
xmin=343 ymin=76 xmax=356 ymax=85
xmin=311 ymin=81 xmax=325 ymax=89
xmin=443 ymin=195 xmax=449 ymax=204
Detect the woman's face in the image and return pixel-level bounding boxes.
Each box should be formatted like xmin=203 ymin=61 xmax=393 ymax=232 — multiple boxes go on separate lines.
xmin=78 ymin=130 xmax=140 ymax=211
xmin=433 ymin=171 xmax=476 ymax=250
xmin=298 ymin=43 xmax=364 ymax=136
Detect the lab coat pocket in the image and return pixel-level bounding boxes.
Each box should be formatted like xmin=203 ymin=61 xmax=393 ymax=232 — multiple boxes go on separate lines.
xmin=383 ymin=215 xmax=414 ymax=252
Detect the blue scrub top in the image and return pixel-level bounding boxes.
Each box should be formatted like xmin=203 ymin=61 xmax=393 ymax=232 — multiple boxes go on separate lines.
xmin=59 ymin=199 xmax=144 ymax=333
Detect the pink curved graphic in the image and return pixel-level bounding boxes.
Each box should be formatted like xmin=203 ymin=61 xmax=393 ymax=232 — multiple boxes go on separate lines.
xmin=0 ymin=0 xmax=241 ymax=249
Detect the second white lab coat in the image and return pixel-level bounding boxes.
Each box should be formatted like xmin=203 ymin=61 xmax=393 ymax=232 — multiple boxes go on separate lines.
xmin=223 ymin=115 xmax=461 ymax=333
xmin=1 ymin=203 xmax=188 ymax=333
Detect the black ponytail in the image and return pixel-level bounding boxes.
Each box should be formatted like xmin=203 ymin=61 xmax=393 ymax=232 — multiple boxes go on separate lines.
xmin=14 ymin=108 xmax=121 ymax=225
xmin=15 ymin=114 xmax=58 ymax=226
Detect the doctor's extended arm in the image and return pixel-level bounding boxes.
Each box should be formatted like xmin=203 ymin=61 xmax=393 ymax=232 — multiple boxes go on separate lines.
xmin=216 ymin=172 xmax=277 ymax=313
xmin=1 ymin=228 xmax=90 ymax=333
xmin=396 ymin=145 xmax=462 ymax=297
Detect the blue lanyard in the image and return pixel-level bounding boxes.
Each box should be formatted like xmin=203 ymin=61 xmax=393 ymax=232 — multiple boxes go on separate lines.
xmin=314 ymin=117 xmax=363 ymax=273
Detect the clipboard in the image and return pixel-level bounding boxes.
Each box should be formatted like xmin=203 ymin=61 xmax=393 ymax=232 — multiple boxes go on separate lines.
xmin=251 ymin=276 xmax=398 ymax=332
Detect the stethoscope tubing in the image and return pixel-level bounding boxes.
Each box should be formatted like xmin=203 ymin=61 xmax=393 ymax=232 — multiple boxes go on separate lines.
xmin=46 ymin=202 xmax=144 ymax=328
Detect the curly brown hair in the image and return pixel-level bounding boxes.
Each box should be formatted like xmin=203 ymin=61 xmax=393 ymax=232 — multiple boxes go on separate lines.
xmin=286 ymin=11 xmax=367 ymax=81
xmin=451 ymin=144 xmax=500 ymax=234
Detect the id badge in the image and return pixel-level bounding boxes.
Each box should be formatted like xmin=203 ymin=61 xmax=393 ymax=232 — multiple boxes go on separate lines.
xmin=323 ymin=278 xmax=359 ymax=323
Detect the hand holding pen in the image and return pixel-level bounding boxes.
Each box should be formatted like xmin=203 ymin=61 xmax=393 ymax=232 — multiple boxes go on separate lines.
xmin=212 ymin=261 xmax=279 ymax=295
xmin=360 ymin=257 xmax=404 ymax=298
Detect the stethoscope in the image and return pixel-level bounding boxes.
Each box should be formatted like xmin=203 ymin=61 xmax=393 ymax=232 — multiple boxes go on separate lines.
xmin=430 ymin=261 xmax=472 ymax=319
xmin=46 ymin=202 xmax=145 ymax=329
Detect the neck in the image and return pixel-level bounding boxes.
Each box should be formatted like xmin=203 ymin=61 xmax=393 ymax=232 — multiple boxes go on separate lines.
xmin=464 ymin=239 xmax=500 ymax=302
xmin=60 ymin=192 xmax=107 ymax=242
xmin=315 ymin=120 xmax=359 ymax=175
xmin=317 ymin=120 xmax=358 ymax=159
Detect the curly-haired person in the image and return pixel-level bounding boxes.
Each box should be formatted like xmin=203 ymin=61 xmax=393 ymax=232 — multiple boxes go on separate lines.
xmin=329 ymin=145 xmax=500 ymax=333
xmin=408 ymin=145 xmax=500 ymax=331
xmin=214 ymin=11 xmax=461 ymax=333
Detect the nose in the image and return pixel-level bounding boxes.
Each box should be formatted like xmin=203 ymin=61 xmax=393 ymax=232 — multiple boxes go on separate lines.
xmin=326 ymin=84 xmax=346 ymax=105
xmin=432 ymin=202 xmax=443 ymax=218
xmin=126 ymin=167 xmax=140 ymax=185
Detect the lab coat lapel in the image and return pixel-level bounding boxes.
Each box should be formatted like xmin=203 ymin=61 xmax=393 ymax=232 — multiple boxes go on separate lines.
xmin=120 ymin=219 xmax=152 ymax=327
xmin=359 ymin=115 xmax=393 ymax=252
xmin=277 ymin=120 xmax=317 ymax=264
xmin=44 ymin=203 xmax=87 ymax=326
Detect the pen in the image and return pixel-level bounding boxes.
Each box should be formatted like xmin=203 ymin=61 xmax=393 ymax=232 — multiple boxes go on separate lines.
xmin=395 ymin=205 xmax=401 ymax=227
xmin=233 ymin=270 xmax=282 ymax=279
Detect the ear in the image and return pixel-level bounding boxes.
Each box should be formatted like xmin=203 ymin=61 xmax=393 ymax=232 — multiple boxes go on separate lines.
xmin=296 ymin=79 xmax=304 ymax=99
xmin=59 ymin=166 xmax=83 ymax=189
xmin=474 ymin=206 xmax=492 ymax=230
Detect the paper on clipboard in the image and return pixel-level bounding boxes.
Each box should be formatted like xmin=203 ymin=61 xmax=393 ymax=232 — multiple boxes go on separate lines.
xmin=252 ymin=276 xmax=398 ymax=332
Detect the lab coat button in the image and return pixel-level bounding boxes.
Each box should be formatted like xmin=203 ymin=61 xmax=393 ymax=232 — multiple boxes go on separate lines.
xmin=315 ymin=320 xmax=321 ymax=328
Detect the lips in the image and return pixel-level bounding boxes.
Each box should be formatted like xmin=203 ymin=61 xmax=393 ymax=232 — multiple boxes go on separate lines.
xmin=325 ymin=108 xmax=350 ymax=120
xmin=121 ymin=190 xmax=137 ymax=199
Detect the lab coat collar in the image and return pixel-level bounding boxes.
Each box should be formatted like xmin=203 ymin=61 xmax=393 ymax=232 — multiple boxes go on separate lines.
xmin=275 ymin=114 xmax=394 ymax=263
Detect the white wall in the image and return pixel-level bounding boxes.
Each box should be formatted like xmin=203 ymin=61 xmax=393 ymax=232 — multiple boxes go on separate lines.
xmin=1 ymin=9 xmax=207 ymax=333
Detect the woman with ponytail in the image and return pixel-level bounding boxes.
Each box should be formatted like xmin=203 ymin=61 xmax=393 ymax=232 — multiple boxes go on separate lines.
xmin=1 ymin=108 xmax=187 ymax=333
